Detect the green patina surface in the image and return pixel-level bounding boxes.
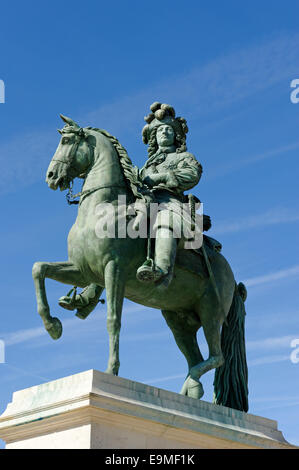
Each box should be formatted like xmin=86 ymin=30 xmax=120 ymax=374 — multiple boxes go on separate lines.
xmin=32 ymin=103 xmax=248 ymax=411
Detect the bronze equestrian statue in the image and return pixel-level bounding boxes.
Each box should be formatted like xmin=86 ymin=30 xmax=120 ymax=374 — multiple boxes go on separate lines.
xmin=32 ymin=102 xmax=248 ymax=411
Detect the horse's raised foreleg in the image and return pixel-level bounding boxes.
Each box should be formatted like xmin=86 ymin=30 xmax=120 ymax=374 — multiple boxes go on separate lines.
xmin=104 ymin=260 xmax=125 ymax=376
xmin=161 ymin=310 xmax=205 ymax=399
xmin=32 ymin=261 xmax=86 ymax=340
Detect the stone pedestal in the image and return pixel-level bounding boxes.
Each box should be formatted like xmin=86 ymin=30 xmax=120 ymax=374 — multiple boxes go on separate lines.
xmin=0 ymin=369 xmax=295 ymax=449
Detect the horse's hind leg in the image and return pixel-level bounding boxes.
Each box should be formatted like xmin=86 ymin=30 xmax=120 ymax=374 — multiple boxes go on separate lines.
xmin=187 ymin=302 xmax=224 ymax=383
xmin=192 ymin=318 xmax=224 ymax=378
xmin=32 ymin=261 xmax=86 ymax=340
xmin=104 ymin=260 xmax=125 ymax=376
xmin=161 ymin=310 xmax=204 ymax=399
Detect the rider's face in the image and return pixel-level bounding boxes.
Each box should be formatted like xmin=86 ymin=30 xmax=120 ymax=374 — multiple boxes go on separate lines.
xmin=156 ymin=125 xmax=175 ymax=147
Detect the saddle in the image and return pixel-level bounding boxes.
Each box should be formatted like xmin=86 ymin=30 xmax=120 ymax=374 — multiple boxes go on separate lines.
xmin=175 ymin=235 xmax=222 ymax=279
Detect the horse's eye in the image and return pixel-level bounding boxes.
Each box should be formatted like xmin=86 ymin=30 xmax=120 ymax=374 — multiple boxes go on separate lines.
xmin=62 ymin=138 xmax=69 ymax=144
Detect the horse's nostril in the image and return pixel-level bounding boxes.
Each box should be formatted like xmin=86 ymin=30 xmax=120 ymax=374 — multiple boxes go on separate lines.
xmin=48 ymin=172 xmax=54 ymax=179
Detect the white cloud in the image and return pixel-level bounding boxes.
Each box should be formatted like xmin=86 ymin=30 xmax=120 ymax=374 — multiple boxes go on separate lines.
xmin=143 ymin=373 xmax=185 ymax=385
xmin=248 ymin=354 xmax=290 ymax=366
xmin=207 ymin=141 xmax=299 ymax=181
xmin=3 ymin=325 xmax=48 ymax=346
xmin=247 ymin=335 xmax=298 ymax=351
xmin=1 ymin=362 xmax=50 ymax=384
xmin=244 ymin=265 xmax=299 ymax=287
xmin=213 ymin=207 xmax=299 ymax=236
xmin=252 ymin=399 xmax=299 ymax=414
xmin=122 ymin=331 xmax=169 ymax=343
xmin=0 ymin=129 xmax=56 ymax=195
xmin=251 ymin=395 xmax=299 ymax=404
xmin=0 ymin=302 xmax=157 ymax=348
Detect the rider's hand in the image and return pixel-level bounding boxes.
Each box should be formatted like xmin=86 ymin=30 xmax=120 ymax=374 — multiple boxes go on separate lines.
xmin=143 ymin=174 xmax=165 ymax=187
xmin=143 ymin=172 xmax=178 ymax=188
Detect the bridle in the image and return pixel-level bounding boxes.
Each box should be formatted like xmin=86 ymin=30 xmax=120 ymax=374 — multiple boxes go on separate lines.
xmin=54 ymin=127 xmax=126 ymax=205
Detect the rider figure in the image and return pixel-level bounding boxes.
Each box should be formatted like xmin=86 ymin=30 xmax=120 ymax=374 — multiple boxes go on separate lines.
xmin=136 ymin=102 xmax=203 ymax=288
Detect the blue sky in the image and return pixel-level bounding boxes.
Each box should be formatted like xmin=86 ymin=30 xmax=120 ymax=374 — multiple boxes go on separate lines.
xmin=0 ymin=0 xmax=299 ymax=448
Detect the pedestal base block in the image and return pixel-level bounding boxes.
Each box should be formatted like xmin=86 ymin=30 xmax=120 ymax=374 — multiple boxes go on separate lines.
xmin=0 ymin=369 xmax=295 ymax=449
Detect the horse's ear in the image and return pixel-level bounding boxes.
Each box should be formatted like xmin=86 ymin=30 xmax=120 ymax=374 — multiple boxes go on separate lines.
xmin=60 ymin=114 xmax=80 ymax=129
xmin=57 ymin=129 xmax=63 ymax=135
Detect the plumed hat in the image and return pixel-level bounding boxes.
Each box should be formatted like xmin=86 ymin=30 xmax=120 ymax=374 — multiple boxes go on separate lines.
xmin=142 ymin=102 xmax=188 ymax=145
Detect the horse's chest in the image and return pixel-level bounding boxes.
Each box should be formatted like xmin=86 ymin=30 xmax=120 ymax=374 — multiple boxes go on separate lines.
xmin=67 ymin=224 xmax=103 ymax=273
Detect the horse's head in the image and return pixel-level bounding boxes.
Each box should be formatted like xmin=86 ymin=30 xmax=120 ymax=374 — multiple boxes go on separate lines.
xmin=46 ymin=115 xmax=94 ymax=191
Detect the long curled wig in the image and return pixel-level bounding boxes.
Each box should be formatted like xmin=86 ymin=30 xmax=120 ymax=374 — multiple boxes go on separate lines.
xmin=142 ymin=102 xmax=188 ymax=159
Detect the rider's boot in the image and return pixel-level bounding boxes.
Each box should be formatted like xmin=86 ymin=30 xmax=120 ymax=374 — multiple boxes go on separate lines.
xmin=59 ymin=283 xmax=104 ymax=319
xmin=136 ymin=228 xmax=177 ymax=290
xmin=154 ymin=228 xmax=177 ymax=290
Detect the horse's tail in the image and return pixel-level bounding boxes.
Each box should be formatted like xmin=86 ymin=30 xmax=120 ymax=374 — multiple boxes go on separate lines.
xmin=213 ymin=282 xmax=249 ymax=412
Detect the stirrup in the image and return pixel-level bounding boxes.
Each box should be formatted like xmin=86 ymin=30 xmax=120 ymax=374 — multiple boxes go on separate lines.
xmin=136 ymin=259 xmax=164 ymax=283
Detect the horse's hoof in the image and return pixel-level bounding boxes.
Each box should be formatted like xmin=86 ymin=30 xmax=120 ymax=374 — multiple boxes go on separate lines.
xmin=186 ymin=378 xmax=204 ymax=399
xmin=105 ymin=365 xmax=119 ymax=375
xmin=46 ymin=317 xmax=63 ymax=340
xmin=180 ymin=377 xmax=204 ymax=400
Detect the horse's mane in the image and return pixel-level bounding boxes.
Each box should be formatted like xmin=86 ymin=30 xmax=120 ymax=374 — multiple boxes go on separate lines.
xmin=86 ymin=127 xmax=150 ymax=202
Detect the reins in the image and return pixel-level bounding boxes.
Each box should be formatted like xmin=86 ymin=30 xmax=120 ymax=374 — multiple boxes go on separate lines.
xmin=66 ymin=181 xmax=127 ymax=205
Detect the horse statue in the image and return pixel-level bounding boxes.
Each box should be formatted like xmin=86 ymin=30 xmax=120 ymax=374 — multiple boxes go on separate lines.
xmin=32 ymin=113 xmax=248 ymax=412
